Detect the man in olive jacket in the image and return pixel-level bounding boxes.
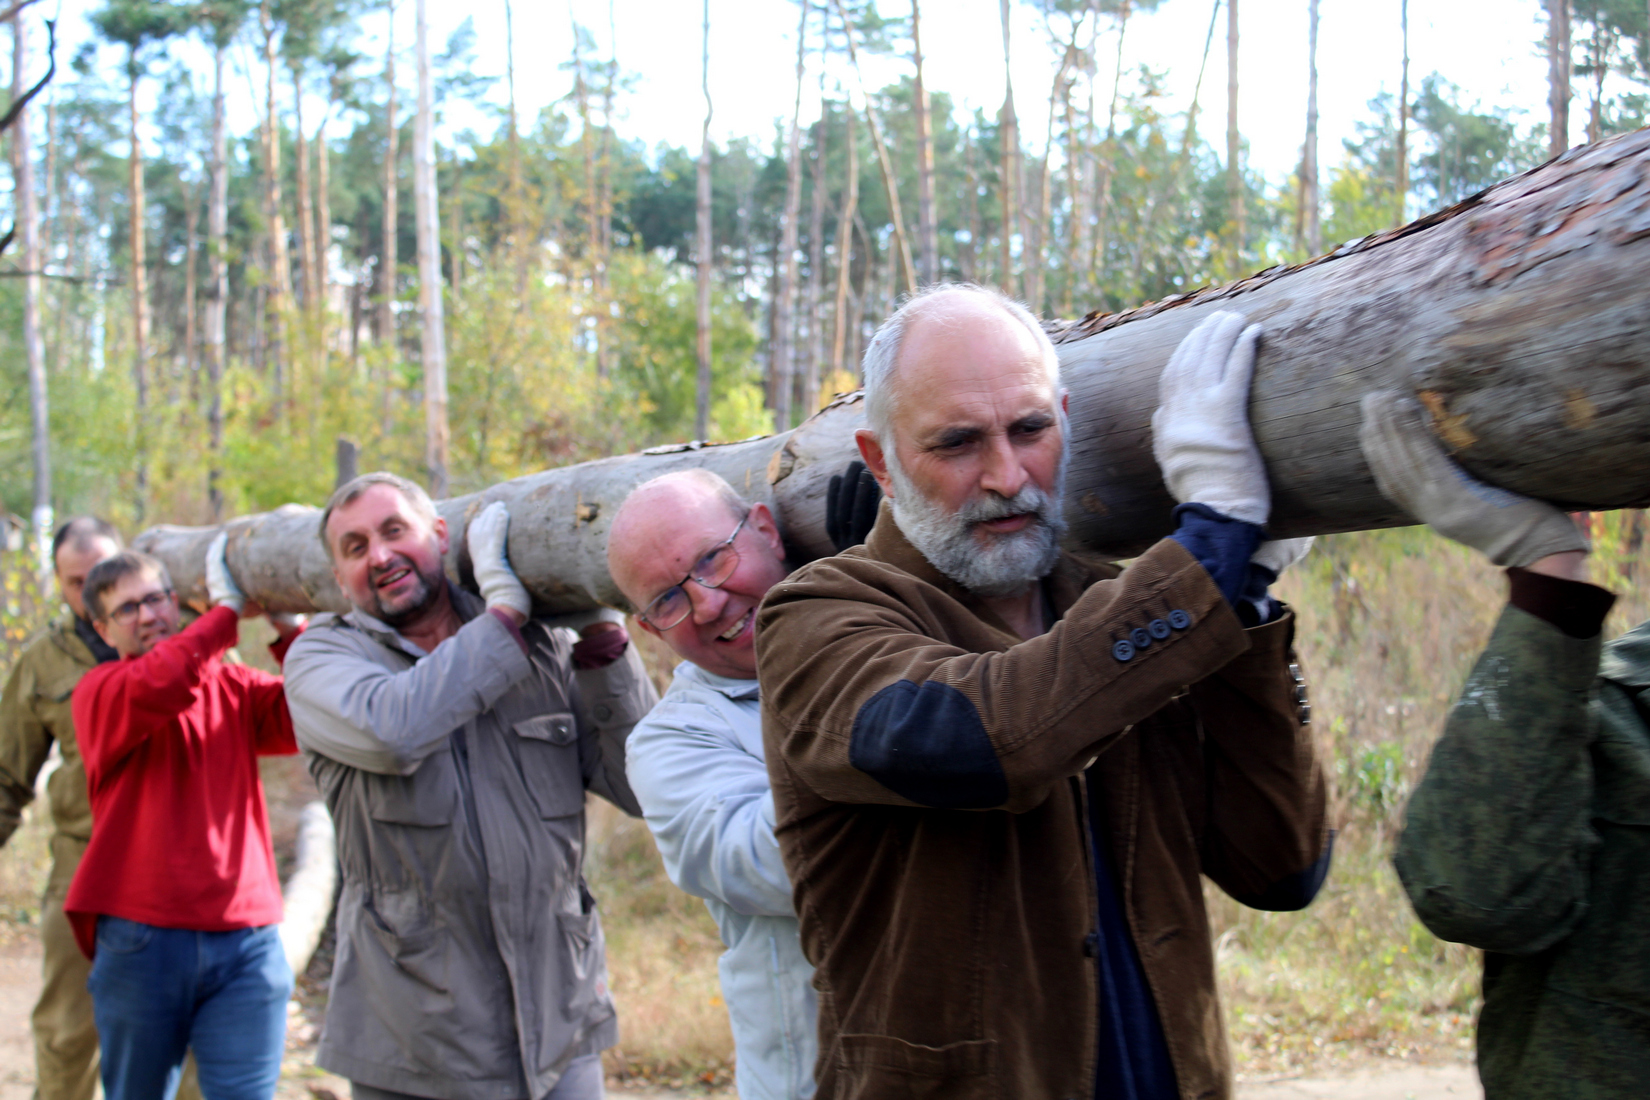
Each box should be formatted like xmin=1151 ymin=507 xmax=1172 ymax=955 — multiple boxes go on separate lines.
xmin=283 ymin=474 xmax=656 ymax=1100
xmin=1364 ymin=393 xmax=1649 ymax=1098
xmin=756 ymin=287 xmax=1331 ymax=1100
xmin=0 ymin=517 xmax=120 ymax=1100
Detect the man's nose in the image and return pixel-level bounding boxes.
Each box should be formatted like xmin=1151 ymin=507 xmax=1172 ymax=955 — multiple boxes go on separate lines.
xmin=365 ymin=538 xmax=396 ymax=567
xmin=136 ymin=597 xmax=162 ymax=625
xmin=687 ymin=579 xmax=728 ymax=625
xmin=977 ymin=433 xmax=1029 ymax=501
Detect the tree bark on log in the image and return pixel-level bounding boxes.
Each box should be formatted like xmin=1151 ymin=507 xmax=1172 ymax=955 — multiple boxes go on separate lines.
xmin=139 ymin=129 xmax=1650 ymax=615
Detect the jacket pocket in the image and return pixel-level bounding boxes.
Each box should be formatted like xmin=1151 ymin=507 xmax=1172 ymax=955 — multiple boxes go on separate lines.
xmin=514 ymin=713 xmax=585 ymax=819
xmin=835 ymin=1033 xmax=996 ymax=1081
xmin=557 ymin=882 xmax=610 ymax=1018
xmin=366 ymin=747 xmax=458 ymax=826
xmin=361 ymin=891 xmax=451 ymax=995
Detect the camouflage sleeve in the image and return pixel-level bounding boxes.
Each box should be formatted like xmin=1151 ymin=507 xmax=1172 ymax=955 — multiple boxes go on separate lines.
xmin=0 ymin=651 xmax=50 ymax=848
xmin=1393 ymin=604 xmax=1602 ymax=955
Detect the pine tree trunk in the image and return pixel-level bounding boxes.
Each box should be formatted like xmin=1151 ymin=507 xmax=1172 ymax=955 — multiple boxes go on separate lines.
xmin=260 ymin=3 xmax=291 ymax=415
xmin=1298 ymin=0 xmax=1321 ymax=256
xmin=998 ymin=0 xmax=1018 ymax=294
xmin=803 ymin=107 xmax=828 ymax=417
xmin=1550 ymin=0 xmax=1571 ymax=159
xmin=694 ymin=0 xmax=713 ymax=441
xmin=1226 ymin=0 xmax=1243 ymax=273
xmin=207 ymin=44 xmax=229 ymax=521
xmin=1396 ymin=0 xmax=1409 ymax=225
xmin=317 ymin=113 xmax=331 ymax=319
xmin=294 ymin=66 xmax=318 ymax=313
xmin=414 ymin=0 xmax=448 ymax=497
xmin=138 ymin=131 xmax=1650 ymax=614
xmin=127 ymin=51 xmax=150 ymax=520
xmin=14 ymin=17 xmax=49 ymax=572
xmin=379 ymin=0 xmax=399 ymax=345
xmin=771 ymin=0 xmax=809 ymax=432
xmin=831 ymin=108 xmax=858 ymax=375
xmin=912 ymin=0 xmax=937 ymax=285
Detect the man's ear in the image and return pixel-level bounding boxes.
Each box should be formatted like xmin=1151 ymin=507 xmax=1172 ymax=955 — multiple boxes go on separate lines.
xmin=748 ymin=502 xmax=784 ymax=555
xmin=93 ymin=618 xmax=113 ymax=647
xmin=433 ymin=515 xmax=450 ymax=556
xmin=855 ymin=430 xmax=896 ymax=500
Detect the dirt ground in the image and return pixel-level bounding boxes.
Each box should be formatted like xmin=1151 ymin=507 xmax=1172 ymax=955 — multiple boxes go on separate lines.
xmin=0 ymin=743 xmax=1479 ymax=1100
xmin=0 ymin=923 xmax=1479 ymax=1100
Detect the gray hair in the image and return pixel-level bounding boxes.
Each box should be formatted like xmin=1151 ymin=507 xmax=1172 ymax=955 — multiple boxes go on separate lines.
xmin=625 ymin=469 xmax=751 ymax=523
xmin=861 ymin=283 xmax=1060 ymax=438
xmin=319 ymin=471 xmax=440 ymax=557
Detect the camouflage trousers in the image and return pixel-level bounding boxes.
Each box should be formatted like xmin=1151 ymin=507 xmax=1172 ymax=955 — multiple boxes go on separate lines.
xmin=33 ymin=835 xmax=201 ymax=1100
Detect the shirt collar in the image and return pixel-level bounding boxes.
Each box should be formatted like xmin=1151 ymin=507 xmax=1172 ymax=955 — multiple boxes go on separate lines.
xmin=343 ymin=580 xmax=483 ymax=659
xmin=678 ymin=660 xmax=761 ymax=700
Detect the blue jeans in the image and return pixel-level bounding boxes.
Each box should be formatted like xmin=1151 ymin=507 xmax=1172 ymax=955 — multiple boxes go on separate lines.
xmin=87 ymin=917 xmax=293 ymax=1100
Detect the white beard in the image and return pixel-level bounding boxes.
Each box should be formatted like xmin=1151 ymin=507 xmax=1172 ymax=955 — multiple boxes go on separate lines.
xmin=886 ymin=438 xmax=1071 ymax=599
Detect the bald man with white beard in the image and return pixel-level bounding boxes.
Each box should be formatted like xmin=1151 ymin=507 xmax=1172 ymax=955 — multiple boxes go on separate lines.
xmin=754 ymin=284 xmax=1330 ymax=1100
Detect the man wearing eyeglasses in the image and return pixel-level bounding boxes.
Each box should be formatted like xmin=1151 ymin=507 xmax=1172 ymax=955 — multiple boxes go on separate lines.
xmin=608 ymin=467 xmax=875 ymax=1100
xmin=64 ymin=540 xmax=302 ymax=1100
xmin=282 ymin=472 xmax=656 ymax=1100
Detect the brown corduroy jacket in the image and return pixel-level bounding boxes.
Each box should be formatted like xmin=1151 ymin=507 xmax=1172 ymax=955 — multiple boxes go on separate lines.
xmin=755 ymin=511 xmax=1330 ymax=1100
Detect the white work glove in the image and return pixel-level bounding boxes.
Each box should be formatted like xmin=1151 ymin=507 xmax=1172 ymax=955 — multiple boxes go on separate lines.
xmin=466 ymin=500 xmax=532 ymax=617
xmin=1152 ymin=311 xmax=1270 ymax=526
xmin=1359 ymin=391 xmax=1587 ymax=567
xmin=205 ymin=531 xmax=246 ymax=614
xmin=1253 ymin=536 xmax=1314 ymax=579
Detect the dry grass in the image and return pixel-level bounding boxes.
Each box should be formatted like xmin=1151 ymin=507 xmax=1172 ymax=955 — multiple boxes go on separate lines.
xmin=587 ymin=797 xmax=735 ymax=1090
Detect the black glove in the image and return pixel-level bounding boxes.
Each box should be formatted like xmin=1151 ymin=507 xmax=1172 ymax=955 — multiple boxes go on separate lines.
xmin=826 ymin=460 xmax=884 ymax=552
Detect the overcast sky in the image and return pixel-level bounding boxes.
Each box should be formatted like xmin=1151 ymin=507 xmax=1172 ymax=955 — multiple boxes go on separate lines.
xmin=43 ymin=0 xmax=1562 ymax=185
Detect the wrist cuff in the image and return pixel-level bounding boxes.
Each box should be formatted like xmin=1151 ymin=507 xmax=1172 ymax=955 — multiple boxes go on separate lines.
xmin=1506 ymin=568 xmax=1615 ymax=639
xmin=1169 ymin=503 xmax=1266 ymax=606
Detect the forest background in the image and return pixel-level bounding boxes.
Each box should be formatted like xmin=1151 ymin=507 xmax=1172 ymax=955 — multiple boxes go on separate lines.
xmin=3 ymin=0 xmax=1650 ymax=1088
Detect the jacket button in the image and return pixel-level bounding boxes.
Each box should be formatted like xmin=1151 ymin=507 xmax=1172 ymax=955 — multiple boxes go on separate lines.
xmin=1148 ymin=618 xmax=1171 ymax=640
xmin=1168 ymin=609 xmax=1192 ymax=630
xmin=1082 ymin=931 xmax=1099 ymax=958
xmin=1130 ymin=627 xmax=1152 ymax=649
xmin=1111 ymin=639 xmax=1135 ymax=662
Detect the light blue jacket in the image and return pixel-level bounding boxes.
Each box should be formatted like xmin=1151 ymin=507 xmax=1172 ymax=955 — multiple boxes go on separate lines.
xmin=625 ymin=662 xmax=817 ymax=1100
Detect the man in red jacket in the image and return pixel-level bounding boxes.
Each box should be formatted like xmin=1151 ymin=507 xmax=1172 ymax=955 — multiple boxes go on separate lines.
xmin=66 ymin=539 xmax=301 ymax=1100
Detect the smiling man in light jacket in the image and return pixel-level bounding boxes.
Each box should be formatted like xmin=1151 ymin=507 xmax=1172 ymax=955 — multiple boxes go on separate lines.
xmin=608 ymin=467 xmax=874 ymax=1100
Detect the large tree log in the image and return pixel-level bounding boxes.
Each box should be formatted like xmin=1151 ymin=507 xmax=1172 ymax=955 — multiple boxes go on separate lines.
xmin=139 ymin=128 xmax=1650 ymax=615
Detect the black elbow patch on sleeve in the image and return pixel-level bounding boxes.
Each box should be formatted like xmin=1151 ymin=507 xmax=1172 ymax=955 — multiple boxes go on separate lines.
xmin=849 ymin=680 xmax=1008 ymax=809
xmin=1234 ymin=830 xmax=1335 ymax=912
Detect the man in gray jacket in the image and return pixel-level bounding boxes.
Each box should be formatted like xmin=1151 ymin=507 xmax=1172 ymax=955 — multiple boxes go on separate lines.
xmin=283 ymin=473 xmax=656 ymax=1100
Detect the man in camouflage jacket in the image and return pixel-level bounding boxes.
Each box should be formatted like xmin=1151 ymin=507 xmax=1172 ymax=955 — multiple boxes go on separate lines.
xmin=0 ymin=518 xmax=121 ymax=1100
xmin=1364 ymin=393 xmax=1649 ymax=1098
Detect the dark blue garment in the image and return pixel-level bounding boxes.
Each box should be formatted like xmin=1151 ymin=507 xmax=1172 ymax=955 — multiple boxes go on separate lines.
xmin=87 ymin=917 xmax=293 ymax=1100
xmin=1085 ymin=771 xmax=1179 ymax=1100
xmin=849 ymin=679 xmax=1008 ymax=808
xmin=1167 ymin=503 xmax=1265 ymax=607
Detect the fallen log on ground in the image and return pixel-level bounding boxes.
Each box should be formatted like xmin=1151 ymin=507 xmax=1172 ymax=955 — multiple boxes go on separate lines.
xmin=139 ymin=128 xmax=1650 ymax=615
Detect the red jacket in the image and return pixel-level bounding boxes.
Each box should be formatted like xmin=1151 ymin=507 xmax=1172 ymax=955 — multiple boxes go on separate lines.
xmin=65 ymin=606 xmax=298 ymax=957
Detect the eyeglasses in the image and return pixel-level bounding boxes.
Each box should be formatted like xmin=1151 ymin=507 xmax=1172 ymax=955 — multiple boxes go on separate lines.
xmin=107 ymin=589 xmax=173 ymax=625
xmin=637 ymin=512 xmax=750 ymax=630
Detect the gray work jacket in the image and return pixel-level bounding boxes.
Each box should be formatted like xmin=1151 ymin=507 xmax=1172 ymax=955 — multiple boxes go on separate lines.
xmin=282 ymin=586 xmax=654 ymax=1100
